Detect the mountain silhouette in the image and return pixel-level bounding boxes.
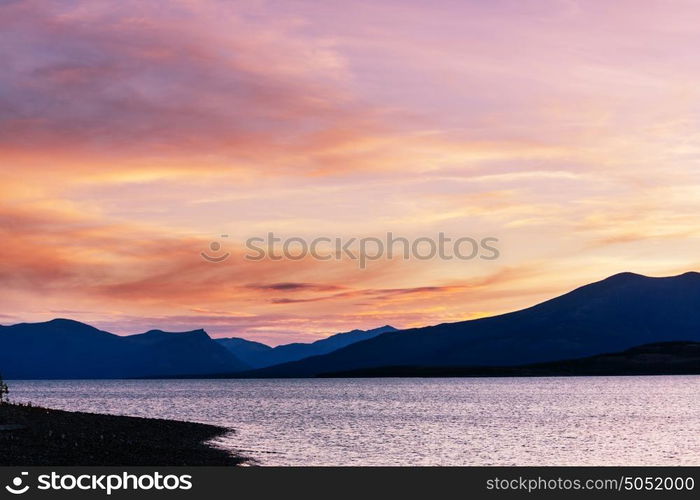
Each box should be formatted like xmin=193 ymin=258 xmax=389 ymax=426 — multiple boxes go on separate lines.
xmin=0 ymin=319 xmax=248 ymax=379
xmin=319 ymin=341 xmax=700 ymax=377
xmin=215 ymin=337 xmax=273 ymax=367
xmin=216 ymin=325 xmax=396 ymax=368
xmin=4 ymin=272 xmax=700 ymax=379
xmin=242 ymin=272 xmax=700 ymax=377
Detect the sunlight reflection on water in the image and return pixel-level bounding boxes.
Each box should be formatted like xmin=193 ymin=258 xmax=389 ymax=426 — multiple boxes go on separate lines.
xmin=8 ymin=376 xmax=700 ymax=466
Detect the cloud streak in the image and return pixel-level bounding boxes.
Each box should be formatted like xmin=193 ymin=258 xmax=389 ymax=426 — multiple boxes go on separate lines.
xmin=2 ymin=0 xmax=700 ymax=342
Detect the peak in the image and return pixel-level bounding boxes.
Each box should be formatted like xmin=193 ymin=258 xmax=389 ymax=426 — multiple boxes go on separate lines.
xmin=562 ymin=271 xmax=700 ymax=300
xmin=600 ymin=271 xmax=700 ymax=284
xmin=603 ymin=272 xmax=647 ymax=282
xmin=363 ymin=325 xmax=397 ymax=333
xmin=142 ymin=329 xmax=168 ymax=336
xmin=140 ymin=328 xmax=209 ymax=338
xmin=6 ymin=318 xmax=107 ymax=335
xmin=42 ymin=318 xmax=97 ymax=330
xmin=48 ymin=318 xmax=90 ymax=325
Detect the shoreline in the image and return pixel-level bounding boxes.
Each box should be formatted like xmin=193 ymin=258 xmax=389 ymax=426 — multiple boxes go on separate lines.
xmin=0 ymin=402 xmax=247 ymax=466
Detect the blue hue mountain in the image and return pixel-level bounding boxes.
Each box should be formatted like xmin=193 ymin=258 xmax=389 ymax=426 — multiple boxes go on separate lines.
xmin=216 ymin=325 xmax=397 ymax=368
xmin=321 ymin=341 xmax=700 ymax=377
xmin=0 ymin=319 xmax=248 ymax=379
xmin=4 ymin=272 xmax=700 ymax=379
xmin=243 ymin=272 xmax=700 ymax=377
xmin=214 ymin=338 xmax=273 ymax=368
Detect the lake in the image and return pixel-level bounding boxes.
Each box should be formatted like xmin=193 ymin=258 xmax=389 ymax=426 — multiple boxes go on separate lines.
xmin=7 ymin=376 xmax=700 ymax=466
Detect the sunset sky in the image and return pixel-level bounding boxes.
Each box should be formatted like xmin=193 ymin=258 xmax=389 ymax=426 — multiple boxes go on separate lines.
xmin=2 ymin=0 xmax=700 ymax=344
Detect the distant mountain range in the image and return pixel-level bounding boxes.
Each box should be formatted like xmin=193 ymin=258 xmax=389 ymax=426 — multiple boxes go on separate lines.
xmin=318 ymin=341 xmax=700 ymax=377
xmin=2 ymin=272 xmax=700 ymax=379
xmin=0 ymin=319 xmax=248 ymax=379
xmin=239 ymin=272 xmax=700 ymax=377
xmin=214 ymin=338 xmax=273 ymax=368
xmin=0 ymin=319 xmax=395 ymax=379
xmin=216 ymin=326 xmax=396 ymax=368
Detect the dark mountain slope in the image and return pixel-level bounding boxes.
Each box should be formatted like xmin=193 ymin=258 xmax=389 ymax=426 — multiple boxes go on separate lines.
xmin=216 ymin=325 xmax=396 ymax=368
xmin=127 ymin=329 xmax=250 ymax=375
xmin=320 ymin=341 xmax=700 ymax=377
xmin=243 ymin=272 xmax=700 ymax=377
xmin=215 ymin=337 xmax=273 ymax=368
xmin=0 ymin=319 xmax=247 ymax=378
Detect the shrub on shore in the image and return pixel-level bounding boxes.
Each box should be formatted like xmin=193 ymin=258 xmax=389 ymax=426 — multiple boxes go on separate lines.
xmin=0 ymin=375 xmax=8 ymax=404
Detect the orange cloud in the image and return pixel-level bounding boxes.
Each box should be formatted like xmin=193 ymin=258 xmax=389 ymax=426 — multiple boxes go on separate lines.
xmin=3 ymin=0 xmax=700 ymax=343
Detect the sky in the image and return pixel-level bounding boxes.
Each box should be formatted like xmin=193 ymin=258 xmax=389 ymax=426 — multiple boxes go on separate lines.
xmin=1 ymin=0 xmax=700 ymax=345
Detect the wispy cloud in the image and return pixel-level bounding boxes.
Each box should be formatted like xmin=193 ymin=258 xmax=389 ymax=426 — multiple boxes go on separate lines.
xmin=2 ymin=0 xmax=700 ymax=341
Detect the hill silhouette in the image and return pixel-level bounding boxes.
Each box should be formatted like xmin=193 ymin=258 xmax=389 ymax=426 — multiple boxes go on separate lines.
xmin=216 ymin=325 xmax=396 ymax=368
xmin=0 ymin=319 xmax=248 ymax=379
xmin=242 ymin=272 xmax=700 ymax=377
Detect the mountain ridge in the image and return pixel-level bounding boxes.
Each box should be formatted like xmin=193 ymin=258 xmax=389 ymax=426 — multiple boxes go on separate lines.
xmin=239 ymin=271 xmax=700 ymax=377
xmin=0 ymin=320 xmax=248 ymax=379
xmin=3 ymin=272 xmax=700 ymax=379
xmin=216 ymin=325 xmax=397 ymax=368
xmin=318 ymin=341 xmax=700 ymax=378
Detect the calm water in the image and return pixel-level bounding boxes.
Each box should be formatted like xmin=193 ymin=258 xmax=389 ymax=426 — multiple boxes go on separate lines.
xmin=7 ymin=377 xmax=700 ymax=466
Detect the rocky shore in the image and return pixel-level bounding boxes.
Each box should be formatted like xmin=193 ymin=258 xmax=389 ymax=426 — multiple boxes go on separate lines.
xmin=0 ymin=403 xmax=247 ymax=466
